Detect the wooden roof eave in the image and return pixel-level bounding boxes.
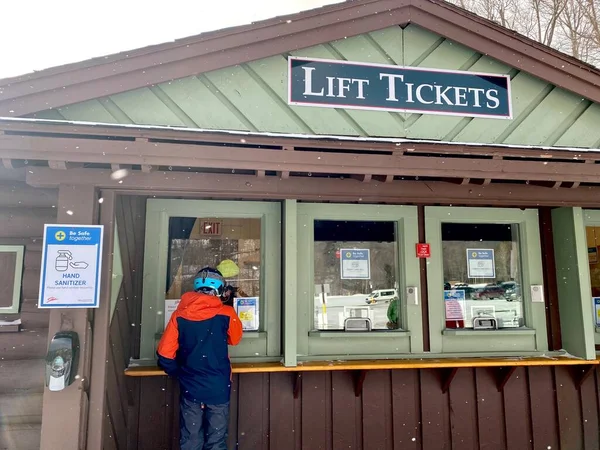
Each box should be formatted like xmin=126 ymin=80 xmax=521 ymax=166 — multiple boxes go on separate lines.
xmin=23 ymin=167 xmax=600 ymax=209
xmin=1 ymin=122 xmax=600 ymax=186
xmin=1 ymin=0 xmax=600 ymax=117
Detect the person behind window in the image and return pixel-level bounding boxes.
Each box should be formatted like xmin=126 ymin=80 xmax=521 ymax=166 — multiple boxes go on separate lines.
xmin=217 ymin=259 xmax=249 ymax=307
xmin=386 ymin=295 xmax=400 ymax=329
xmin=157 ymin=267 xmax=243 ymax=450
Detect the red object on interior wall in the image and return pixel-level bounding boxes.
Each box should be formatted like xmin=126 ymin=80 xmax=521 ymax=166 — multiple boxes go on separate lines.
xmin=416 ymin=243 xmax=431 ymax=258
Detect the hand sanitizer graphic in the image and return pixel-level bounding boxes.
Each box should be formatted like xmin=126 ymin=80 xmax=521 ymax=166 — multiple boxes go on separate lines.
xmin=55 ymin=250 xmax=73 ymax=272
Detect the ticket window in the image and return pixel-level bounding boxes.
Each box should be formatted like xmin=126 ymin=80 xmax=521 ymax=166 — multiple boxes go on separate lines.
xmin=296 ymin=203 xmax=423 ymax=357
xmin=166 ymin=217 xmax=261 ymax=304
xmin=140 ymin=199 xmax=281 ymax=361
xmin=425 ymin=207 xmax=547 ymax=354
xmin=441 ymin=223 xmax=524 ymax=330
xmin=312 ymin=220 xmax=400 ymax=331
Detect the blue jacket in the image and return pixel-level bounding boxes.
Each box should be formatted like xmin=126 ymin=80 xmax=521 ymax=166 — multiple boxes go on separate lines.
xmin=157 ymin=291 xmax=243 ymax=404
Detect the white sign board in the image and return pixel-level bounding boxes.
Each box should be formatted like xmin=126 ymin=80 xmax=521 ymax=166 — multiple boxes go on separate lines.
xmin=340 ymin=249 xmax=371 ymax=279
xmin=39 ymin=225 xmax=104 ymax=308
xmin=466 ymin=249 xmax=496 ymax=279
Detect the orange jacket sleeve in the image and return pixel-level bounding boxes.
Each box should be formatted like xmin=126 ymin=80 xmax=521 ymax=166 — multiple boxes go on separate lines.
xmin=157 ymin=313 xmax=180 ymax=376
xmin=224 ymin=306 xmax=243 ymax=346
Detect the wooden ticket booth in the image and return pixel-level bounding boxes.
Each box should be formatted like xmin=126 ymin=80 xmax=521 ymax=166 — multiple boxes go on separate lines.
xmin=2 ymin=0 xmax=600 ymax=449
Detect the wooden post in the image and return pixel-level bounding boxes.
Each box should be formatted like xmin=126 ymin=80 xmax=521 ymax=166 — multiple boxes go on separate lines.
xmin=39 ymin=184 xmax=98 ymax=450
xmin=86 ymin=191 xmax=116 ymax=450
xmin=283 ymin=200 xmax=298 ymax=367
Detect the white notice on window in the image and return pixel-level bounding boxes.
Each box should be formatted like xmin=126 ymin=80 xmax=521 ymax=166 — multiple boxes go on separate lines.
xmin=164 ymin=299 xmax=180 ymax=329
xmin=340 ymin=249 xmax=371 ymax=279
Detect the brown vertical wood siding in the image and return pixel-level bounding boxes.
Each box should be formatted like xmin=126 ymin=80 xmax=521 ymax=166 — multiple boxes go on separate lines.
xmin=102 ymin=195 xmax=147 ymax=450
xmin=0 ymin=177 xmax=56 ymax=450
xmin=100 ymin=197 xmax=594 ymax=450
xmin=128 ymin=367 xmax=600 ymax=450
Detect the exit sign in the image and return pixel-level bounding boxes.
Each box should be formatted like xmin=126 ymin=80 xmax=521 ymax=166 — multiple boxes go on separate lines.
xmin=201 ymin=221 xmax=222 ymax=236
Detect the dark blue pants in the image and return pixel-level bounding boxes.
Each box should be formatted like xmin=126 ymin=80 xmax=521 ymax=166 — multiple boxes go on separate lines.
xmin=180 ymin=395 xmax=230 ymax=450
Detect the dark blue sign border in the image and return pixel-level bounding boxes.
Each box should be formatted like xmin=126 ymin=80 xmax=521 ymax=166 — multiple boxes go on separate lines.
xmin=288 ymin=56 xmax=512 ymax=120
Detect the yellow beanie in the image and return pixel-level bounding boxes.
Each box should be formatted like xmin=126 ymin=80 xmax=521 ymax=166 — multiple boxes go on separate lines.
xmin=216 ymin=259 xmax=240 ymax=278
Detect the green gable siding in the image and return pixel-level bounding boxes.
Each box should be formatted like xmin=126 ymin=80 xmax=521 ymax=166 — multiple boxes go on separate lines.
xmin=30 ymin=25 xmax=600 ymax=149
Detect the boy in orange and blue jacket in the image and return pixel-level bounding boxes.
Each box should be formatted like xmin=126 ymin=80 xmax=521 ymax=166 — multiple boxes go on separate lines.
xmin=157 ymin=267 xmax=243 ymax=450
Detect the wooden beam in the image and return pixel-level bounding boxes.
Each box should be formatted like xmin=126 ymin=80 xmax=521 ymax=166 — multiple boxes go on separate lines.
xmin=48 ymin=160 xmax=83 ymax=170
xmin=124 ymin=356 xmax=599 ymax=376
xmin=2 ymin=158 xmax=25 ymax=169
xmin=0 ymin=181 xmax=57 ymax=208
xmin=86 ymin=190 xmax=116 ymax=450
xmin=40 ymin=184 xmax=97 ymax=450
xmin=494 ymin=366 xmax=517 ymax=392
xmin=141 ymin=164 xmax=157 ymax=173
xmin=1 ymin=119 xmax=599 ymax=164
xmin=5 ymin=134 xmax=600 ymax=183
xmin=293 ymin=373 xmax=302 ymax=399
xmin=111 ymin=163 xmax=133 ymax=171
xmin=570 ymin=365 xmax=596 ymax=388
xmin=25 ymin=168 xmax=600 ymax=207
xmin=352 ymin=174 xmax=372 ymax=183
xmin=440 ymin=367 xmax=459 ymax=393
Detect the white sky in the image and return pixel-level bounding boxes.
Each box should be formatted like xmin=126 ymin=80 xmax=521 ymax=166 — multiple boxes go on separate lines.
xmin=0 ymin=0 xmax=339 ymax=79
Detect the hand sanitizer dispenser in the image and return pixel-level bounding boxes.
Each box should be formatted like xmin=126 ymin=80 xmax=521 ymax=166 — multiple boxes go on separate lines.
xmin=45 ymin=331 xmax=79 ymax=392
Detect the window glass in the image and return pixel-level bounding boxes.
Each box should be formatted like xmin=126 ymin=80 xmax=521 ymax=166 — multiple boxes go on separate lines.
xmin=586 ymin=226 xmax=600 ymax=327
xmin=442 ymin=223 xmax=524 ymax=329
xmin=313 ymin=220 xmax=399 ymax=331
xmin=166 ymin=217 xmax=261 ymax=329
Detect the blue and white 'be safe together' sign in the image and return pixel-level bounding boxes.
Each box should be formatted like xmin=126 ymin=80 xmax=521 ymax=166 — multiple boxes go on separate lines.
xmin=39 ymin=225 xmax=104 ymax=309
xmin=466 ymin=248 xmax=496 ymax=279
xmin=340 ymin=248 xmax=371 ymax=280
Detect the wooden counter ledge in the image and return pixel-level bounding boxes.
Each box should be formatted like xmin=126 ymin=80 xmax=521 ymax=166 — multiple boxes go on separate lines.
xmin=125 ymin=356 xmax=599 ymax=395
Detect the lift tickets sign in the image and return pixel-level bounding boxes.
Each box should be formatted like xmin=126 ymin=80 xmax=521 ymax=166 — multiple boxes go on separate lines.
xmin=39 ymin=225 xmax=104 ymax=309
xmin=288 ymin=57 xmax=512 ymax=119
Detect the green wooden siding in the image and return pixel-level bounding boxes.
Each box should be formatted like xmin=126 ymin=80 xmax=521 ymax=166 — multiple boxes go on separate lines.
xmin=30 ymin=25 xmax=600 ymax=149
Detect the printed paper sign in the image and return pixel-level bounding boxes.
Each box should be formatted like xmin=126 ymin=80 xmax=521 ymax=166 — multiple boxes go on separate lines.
xmin=594 ymin=298 xmax=600 ymax=327
xmin=164 ymin=299 xmax=180 ymax=328
xmin=39 ymin=225 xmax=103 ymax=308
xmin=340 ymin=249 xmax=371 ymax=279
xmin=467 ymin=249 xmax=496 ymax=279
xmin=444 ymin=289 xmax=465 ymax=320
xmin=234 ymin=297 xmax=259 ymax=331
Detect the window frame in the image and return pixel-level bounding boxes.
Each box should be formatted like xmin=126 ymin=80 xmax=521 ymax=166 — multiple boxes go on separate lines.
xmin=583 ymin=209 xmax=600 ymax=346
xmin=140 ymin=199 xmax=281 ymax=361
xmin=296 ymin=203 xmax=422 ymax=358
xmin=110 ymin=225 xmax=124 ymax=323
xmin=0 ymin=245 xmax=25 ymax=315
xmin=425 ymin=206 xmax=547 ymax=354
